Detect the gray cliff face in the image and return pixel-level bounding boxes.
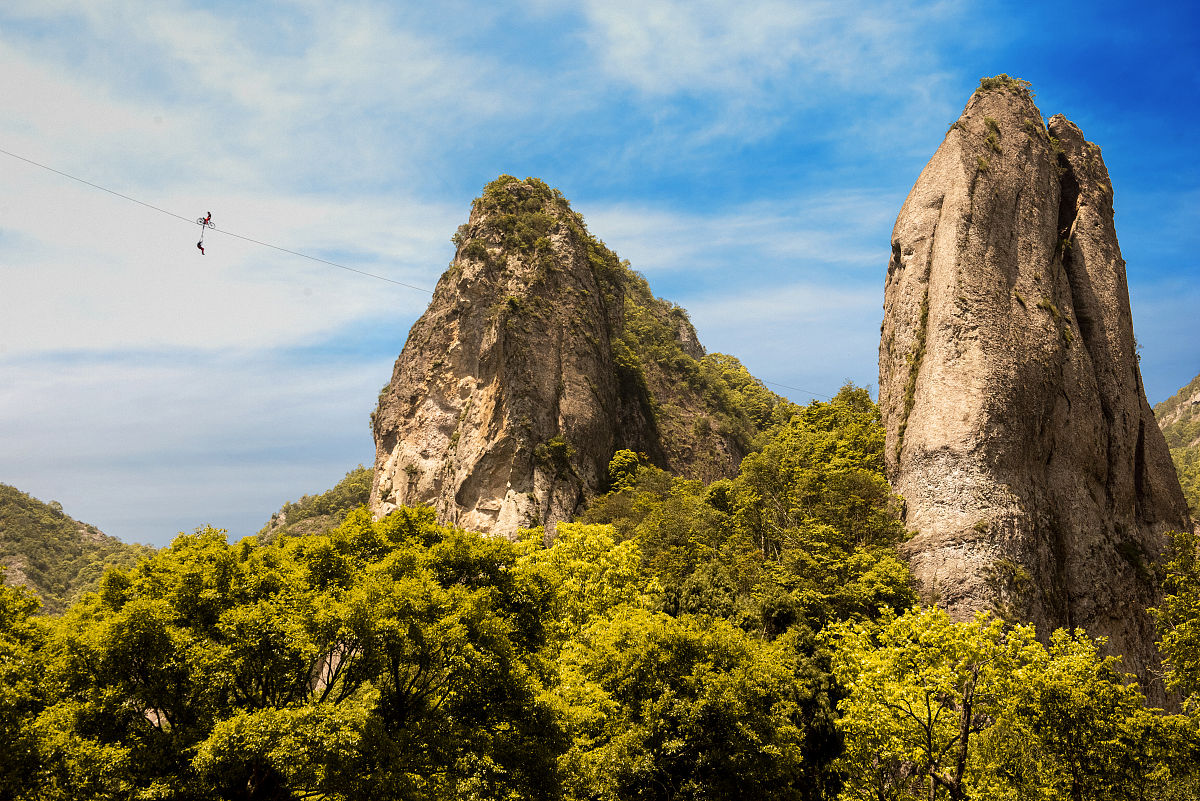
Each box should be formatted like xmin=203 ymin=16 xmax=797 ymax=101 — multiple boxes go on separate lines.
xmin=878 ymin=80 xmax=1191 ymax=694
xmin=370 ymin=177 xmax=758 ymax=538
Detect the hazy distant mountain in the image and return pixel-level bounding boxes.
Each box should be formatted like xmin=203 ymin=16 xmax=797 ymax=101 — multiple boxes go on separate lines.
xmin=0 ymin=484 xmax=154 ymax=613
xmin=1154 ymin=372 xmax=1200 ymax=519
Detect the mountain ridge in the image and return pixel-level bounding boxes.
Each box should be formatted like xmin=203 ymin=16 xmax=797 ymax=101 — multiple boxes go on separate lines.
xmin=0 ymin=483 xmax=153 ymax=614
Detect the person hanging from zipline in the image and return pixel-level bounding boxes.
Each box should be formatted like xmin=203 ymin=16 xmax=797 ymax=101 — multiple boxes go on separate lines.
xmin=196 ymin=211 xmax=214 ymax=254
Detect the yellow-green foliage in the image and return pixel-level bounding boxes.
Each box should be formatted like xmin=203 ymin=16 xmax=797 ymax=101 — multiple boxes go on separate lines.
xmin=7 ymin=397 xmax=1200 ymax=799
xmin=1156 ymin=528 xmax=1200 ymax=703
xmin=586 ymin=384 xmax=915 ymax=633
xmin=833 ymin=608 xmax=1190 ymax=801
xmin=1038 ymin=296 xmax=1062 ymax=319
xmin=984 ymin=117 xmax=1002 ymax=153
xmin=475 ymin=175 xmax=561 ymax=252
xmin=18 ymin=509 xmax=564 ymax=800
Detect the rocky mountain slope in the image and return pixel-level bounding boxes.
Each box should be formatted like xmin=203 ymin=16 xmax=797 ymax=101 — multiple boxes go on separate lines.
xmin=371 ymin=176 xmax=793 ymax=537
xmin=0 ymin=484 xmax=153 ymax=613
xmin=878 ymin=76 xmax=1191 ymax=693
xmin=1154 ymin=372 xmax=1200 ymax=518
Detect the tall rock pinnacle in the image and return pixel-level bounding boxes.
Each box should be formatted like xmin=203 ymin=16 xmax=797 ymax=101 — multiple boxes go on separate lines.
xmin=371 ymin=176 xmax=784 ymax=538
xmin=878 ymin=76 xmax=1191 ymax=691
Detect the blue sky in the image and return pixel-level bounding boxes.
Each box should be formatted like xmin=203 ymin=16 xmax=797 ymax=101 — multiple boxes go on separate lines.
xmin=1 ymin=0 xmax=1197 ymax=547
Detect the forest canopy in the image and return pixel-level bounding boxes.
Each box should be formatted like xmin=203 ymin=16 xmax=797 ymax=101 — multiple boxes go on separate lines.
xmin=2 ymin=388 xmax=1199 ymax=800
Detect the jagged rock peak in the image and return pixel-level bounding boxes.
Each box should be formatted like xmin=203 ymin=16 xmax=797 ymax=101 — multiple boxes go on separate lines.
xmin=370 ymin=176 xmax=790 ymax=538
xmin=878 ymin=76 xmax=1191 ymax=697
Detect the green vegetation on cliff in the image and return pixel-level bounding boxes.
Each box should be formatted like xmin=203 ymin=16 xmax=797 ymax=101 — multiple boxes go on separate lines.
xmin=0 ymin=485 xmax=153 ymax=614
xmin=1154 ymin=373 xmax=1200 ymax=517
xmin=470 ymin=175 xmax=798 ymax=482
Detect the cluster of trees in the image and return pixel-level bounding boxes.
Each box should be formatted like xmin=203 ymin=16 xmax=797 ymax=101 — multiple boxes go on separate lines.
xmin=3 ymin=387 xmax=1200 ymax=799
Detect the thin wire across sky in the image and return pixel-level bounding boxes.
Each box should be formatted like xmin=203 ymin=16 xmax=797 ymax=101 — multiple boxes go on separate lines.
xmin=0 ymin=146 xmax=835 ymax=400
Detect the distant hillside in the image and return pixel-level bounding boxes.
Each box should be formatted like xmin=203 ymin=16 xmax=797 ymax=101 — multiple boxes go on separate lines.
xmin=257 ymin=465 xmax=372 ymax=539
xmin=1154 ymin=372 xmax=1200 ymax=518
xmin=0 ymin=484 xmax=154 ymax=614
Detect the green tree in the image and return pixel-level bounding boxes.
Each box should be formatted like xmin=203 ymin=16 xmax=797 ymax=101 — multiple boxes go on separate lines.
xmin=832 ymin=608 xmax=1041 ymax=801
xmin=0 ymin=577 xmax=44 ymax=797
xmin=733 ymin=385 xmax=901 ymax=558
xmin=556 ymin=608 xmax=816 ymax=801
xmin=835 ymin=608 xmax=1196 ymax=801
xmin=1155 ymin=528 xmax=1200 ymax=706
xmin=979 ymin=629 xmax=1182 ymax=801
xmin=518 ymin=522 xmax=651 ymax=642
xmin=583 ymin=386 xmax=915 ymax=638
xmin=29 ymin=512 xmax=563 ymax=801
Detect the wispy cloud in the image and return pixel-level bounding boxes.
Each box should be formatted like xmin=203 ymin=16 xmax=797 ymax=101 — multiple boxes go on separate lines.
xmin=576 ymin=0 xmax=945 ymax=96
xmin=581 ymin=189 xmax=900 ymax=278
xmin=0 ymin=162 xmax=450 ymax=354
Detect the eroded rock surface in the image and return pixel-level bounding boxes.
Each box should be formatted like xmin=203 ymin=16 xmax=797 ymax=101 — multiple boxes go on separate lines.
xmin=371 ymin=177 xmax=783 ymax=538
xmin=878 ymin=78 xmax=1191 ymax=693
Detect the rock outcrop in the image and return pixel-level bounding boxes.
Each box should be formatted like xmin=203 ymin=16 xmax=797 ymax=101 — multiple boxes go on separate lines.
xmin=878 ymin=76 xmax=1191 ymax=692
xmin=371 ymin=176 xmax=787 ymax=538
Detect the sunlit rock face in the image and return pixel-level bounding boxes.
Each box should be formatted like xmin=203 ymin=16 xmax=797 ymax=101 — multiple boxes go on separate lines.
xmin=370 ymin=177 xmax=752 ymax=539
xmin=878 ymin=79 xmax=1191 ymax=699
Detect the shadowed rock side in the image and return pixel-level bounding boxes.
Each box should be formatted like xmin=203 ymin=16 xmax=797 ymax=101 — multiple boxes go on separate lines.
xmin=371 ymin=177 xmax=782 ymax=538
xmin=878 ymin=79 xmax=1191 ymax=696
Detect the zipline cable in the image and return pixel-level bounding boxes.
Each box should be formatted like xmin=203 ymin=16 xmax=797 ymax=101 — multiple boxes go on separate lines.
xmin=0 ymin=146 xmax=433 ymax=294
xmin=760 ymin=380 xmax=835 ymax=400
xmin=0 ymin=145 xmax=851 ymax=401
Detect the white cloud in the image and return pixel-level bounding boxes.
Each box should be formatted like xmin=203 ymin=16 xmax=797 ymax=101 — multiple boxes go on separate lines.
xmin=575 ymin=0 xmax=957 ymax=97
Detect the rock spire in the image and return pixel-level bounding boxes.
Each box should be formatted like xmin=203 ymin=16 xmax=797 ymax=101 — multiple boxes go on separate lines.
xmin=878 ymin=76 xmax=1191 ymax=692
xmin=370 ymin=176 xmax=786 ymax=538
